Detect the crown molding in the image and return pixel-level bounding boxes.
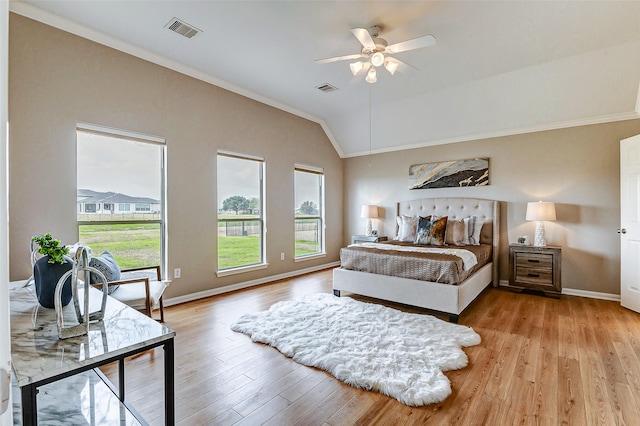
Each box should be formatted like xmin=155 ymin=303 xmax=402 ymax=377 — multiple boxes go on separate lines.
xmin=8 ymin=1 xmax=345 ymax=157
xmin=344 ymin=111 xmax=640 ymax=158
xmin=10 ymin=1 xmax=638 ymax=160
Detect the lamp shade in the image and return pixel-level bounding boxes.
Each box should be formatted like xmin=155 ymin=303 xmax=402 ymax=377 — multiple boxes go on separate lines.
xmin=365 ymin=66 xmax=377 ymax=83
xmin=384 ymin=58 xmax=399 ymax=75
xmin=349 ymin=61 xmax=364 ymax=75
xmin=526 ymin=201 xmax=556 ymax=222
xmin=360 ymin=205 xmax=379 ymax=219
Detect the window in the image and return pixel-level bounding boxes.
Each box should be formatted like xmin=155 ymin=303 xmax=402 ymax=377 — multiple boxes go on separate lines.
xmin=217 ymin=151 xmax=265 ymax=272
xmin=294 ymin=164 xmax=324 ymax=258
xmin=77 ymin=124 xmax=166 ymax=270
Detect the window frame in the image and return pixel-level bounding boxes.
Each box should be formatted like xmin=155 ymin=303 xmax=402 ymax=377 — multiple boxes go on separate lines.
xmin=76 ymin=123 xmax=167 ymax=275
xmin=294 ymin=164 xmax=325 ymax=261
xmin=216 ymin=150 xmax=267 ymax=276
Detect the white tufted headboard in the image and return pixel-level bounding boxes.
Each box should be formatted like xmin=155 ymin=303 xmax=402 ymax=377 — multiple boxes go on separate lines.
xmin=396 ymin=197 xmax=500 ymax=286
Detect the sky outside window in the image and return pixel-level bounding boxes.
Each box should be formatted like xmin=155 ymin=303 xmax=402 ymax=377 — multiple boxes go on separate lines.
xmin=77 ymin=131 xmax=161 ymax=198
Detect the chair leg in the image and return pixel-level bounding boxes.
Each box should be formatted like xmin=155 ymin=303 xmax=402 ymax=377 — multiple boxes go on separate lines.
xmin=158 ymin=297 xmax=165 ymax=323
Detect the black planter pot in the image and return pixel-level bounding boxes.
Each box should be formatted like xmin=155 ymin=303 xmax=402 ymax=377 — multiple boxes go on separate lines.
xmin=33 ymin=255 xmax=74 ymax=309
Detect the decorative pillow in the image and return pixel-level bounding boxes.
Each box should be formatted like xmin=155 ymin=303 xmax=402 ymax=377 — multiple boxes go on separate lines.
xmin=445 ymin=219 xmax=465 ymax=246
xmin=462 ymin=216 xmax=485 ymax=246
xmin=89 ymin=251 xmax=121 ymax=294
xmin=415 ymin=216 xmax=448 ymax=245
xmin=396 ymin=215 xmax=419 ymax=242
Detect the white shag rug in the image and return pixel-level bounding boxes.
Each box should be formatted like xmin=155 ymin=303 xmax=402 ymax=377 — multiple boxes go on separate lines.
xmin=230 ymin=293 xmax=480 ymax=406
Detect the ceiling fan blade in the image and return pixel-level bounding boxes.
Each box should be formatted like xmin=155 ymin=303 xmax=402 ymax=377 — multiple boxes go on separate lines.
xmin=314 ymin=53 xmax=364 ymax=64
xmin=391 ymin=57 xmax=419 ymax=72
xmin=351 ymin=28 xmax=376 ymax=50
xmin=386 ymin=34 xmax=436 ymax=54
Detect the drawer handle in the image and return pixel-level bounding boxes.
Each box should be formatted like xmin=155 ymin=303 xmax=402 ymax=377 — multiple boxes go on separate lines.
xmin=527 ymin=259 xmax=540 ymax=263
xmin=527 ymin=273 xmax=540 ymax=277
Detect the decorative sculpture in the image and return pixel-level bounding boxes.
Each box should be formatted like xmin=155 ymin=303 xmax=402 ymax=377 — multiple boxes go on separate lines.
xmin=53 ymin=246 xmax=109 ymax=339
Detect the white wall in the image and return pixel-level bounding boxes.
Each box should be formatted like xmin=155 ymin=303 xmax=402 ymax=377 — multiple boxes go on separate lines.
xmin=1 ymin=0 xmax=12 ymax=423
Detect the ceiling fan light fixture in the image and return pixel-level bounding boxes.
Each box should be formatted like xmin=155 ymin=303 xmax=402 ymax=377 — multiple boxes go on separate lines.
xmin=315 ymin=25 xmax=437 ymax=84
xmin=384 ymin=58 xmax=399 ymax=75
xmin=371 ymin=52 xmax=385 ymax=67
xmin=349 ymin=61 xmax=365 ymax=76
xmin=365 ymin=66 xmax=377 ymax=84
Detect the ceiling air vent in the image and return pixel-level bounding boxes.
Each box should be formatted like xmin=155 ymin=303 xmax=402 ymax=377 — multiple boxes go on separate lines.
xmin=165 ymin=17 xmax=202 ymax=39
xmin=316 ymin=83 xmax=338 ymax=93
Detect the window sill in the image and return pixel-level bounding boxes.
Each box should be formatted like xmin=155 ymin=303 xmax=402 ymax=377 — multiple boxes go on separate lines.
xmin=216 ymin=263 xmax=268 ymax=277
xmin=294 ymin=253 xmax=326 ymax=263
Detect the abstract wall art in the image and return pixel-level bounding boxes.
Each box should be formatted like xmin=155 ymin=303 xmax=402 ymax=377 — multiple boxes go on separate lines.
xmin=409 ymin=158 xmax=489 ymax=190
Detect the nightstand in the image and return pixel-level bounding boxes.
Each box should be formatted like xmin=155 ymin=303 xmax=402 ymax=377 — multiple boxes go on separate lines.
xmin=351 ymin=235 xmax=388 ymax=244
xmin=509 ymin=245 xmax=562 ymax=298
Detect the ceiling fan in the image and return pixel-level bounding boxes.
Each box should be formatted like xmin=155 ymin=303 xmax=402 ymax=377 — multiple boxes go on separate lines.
xmin=315 ymin=25 xmax=436 ymax=83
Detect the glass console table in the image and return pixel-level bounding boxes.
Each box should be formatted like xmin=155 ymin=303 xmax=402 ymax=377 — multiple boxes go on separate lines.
xmin=9 ymin=280 xmax=175 ymax=425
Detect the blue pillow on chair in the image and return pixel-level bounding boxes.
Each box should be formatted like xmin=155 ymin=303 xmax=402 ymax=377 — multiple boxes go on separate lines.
xmin=89 ymin=251 xmax=121 ymax=294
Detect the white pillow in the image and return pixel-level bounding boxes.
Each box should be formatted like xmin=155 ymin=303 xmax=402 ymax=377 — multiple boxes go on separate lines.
xmin=462 ymin=216 xmax=484 ymax=245
xmin=396 ymin=215 xmax=419 ymax=242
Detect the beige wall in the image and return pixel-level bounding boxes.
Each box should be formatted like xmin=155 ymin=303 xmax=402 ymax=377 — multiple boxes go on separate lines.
xmin=10 ymin=13 xmax=640 ymax=300
xmin=8 ymin=14 xmax=343 ymax=298
xmin=344 ymin=119 xmax=640 ymax=295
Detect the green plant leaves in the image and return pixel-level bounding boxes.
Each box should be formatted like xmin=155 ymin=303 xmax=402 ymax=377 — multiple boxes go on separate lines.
xmin=31 ymin=233 xmax=69 ymax=264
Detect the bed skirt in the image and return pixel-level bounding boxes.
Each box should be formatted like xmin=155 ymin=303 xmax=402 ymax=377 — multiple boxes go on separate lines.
xmin=332 ymin=262 xmax=493 ymax=321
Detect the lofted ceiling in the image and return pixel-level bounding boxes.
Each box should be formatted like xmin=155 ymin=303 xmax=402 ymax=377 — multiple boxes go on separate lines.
xmin=10 ymin=0 xmax=640 ymax=158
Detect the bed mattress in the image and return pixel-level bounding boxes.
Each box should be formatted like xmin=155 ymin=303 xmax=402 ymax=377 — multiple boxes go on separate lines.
xmin=339 ymin=241 xmax=492 ymax=285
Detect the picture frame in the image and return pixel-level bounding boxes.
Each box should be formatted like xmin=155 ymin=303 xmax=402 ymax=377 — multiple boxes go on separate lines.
xmin=409 ymin=158 xmax=489 ymax=190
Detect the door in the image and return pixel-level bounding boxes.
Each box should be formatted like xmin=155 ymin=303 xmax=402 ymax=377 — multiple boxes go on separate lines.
xmin=621 ymin=134 xmax=640 ymax=313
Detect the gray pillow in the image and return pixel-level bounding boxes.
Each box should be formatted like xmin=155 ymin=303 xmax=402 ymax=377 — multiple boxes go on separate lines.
xmin=89 ymin=251 xmax=121 ymax=294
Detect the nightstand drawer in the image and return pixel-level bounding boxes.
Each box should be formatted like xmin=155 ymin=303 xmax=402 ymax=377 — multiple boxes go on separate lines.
xmin=508 ymin=244 xmax=562 ymax=298
xmin=515 ymin=267 xmax=554 ymax=286
xmin=515 ymin=253 xmax=553 ymax=269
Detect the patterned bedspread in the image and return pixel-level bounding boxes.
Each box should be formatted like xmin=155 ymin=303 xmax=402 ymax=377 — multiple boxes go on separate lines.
xmin=339 ymin=241 xmax=492 ymax=285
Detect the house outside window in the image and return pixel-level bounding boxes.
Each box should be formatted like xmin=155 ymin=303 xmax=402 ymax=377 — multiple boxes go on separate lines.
xmin=217 ymin=151 xmax=265 ymax=273
xmin=76 ymin=124 xmax=166 ymax=270
xmin=294 ymin=164 xmax=325 ymax=258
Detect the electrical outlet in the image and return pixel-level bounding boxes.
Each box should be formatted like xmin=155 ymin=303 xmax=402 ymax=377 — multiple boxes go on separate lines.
xmin=280 ymin=252 xmax=285 ymax=260
xmin=173 ymin=268 xmax=181 ymax=279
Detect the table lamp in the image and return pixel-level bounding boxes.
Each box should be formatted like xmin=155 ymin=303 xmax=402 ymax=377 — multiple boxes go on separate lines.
xmin=526 ymin=201 xmax=556 ymax=247
xmin=360 ymin=205 xmax=379 ymax=236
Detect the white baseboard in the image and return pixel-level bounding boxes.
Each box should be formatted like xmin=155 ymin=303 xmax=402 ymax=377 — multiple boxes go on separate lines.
xmin=164 ymin=261 xmax=340 ymax=307
xmin=168 ymin=271 xmax=621 ymax=308
xmin=498 ymin=280 xmax=620 ymax=302
xmin=561 ymin=288 xmax=620 ymax=302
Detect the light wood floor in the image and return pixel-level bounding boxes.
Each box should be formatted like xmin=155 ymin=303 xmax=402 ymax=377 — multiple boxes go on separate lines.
xmin=101 ymin=269 xmax=640 ymax=425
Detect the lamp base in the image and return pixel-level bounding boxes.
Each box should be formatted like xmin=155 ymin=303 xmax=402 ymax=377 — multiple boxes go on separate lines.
xmin=365 ymin=219 xmax=373 ymax=236
xmin=533 ymin=221 xmax=546 ymax=247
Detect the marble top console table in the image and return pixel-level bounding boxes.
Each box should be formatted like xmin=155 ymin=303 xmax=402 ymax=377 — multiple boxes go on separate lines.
xmin=9 ymin=281 xmax=176 ymax=425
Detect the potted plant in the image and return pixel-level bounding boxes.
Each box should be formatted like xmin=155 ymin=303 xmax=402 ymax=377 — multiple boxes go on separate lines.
xmin=32 ymin=233 xmax=74 ymax=308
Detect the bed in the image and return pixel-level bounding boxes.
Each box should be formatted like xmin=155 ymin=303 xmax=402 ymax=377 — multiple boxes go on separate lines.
xmin=333 ymin=197 xmax=500 ymax=322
